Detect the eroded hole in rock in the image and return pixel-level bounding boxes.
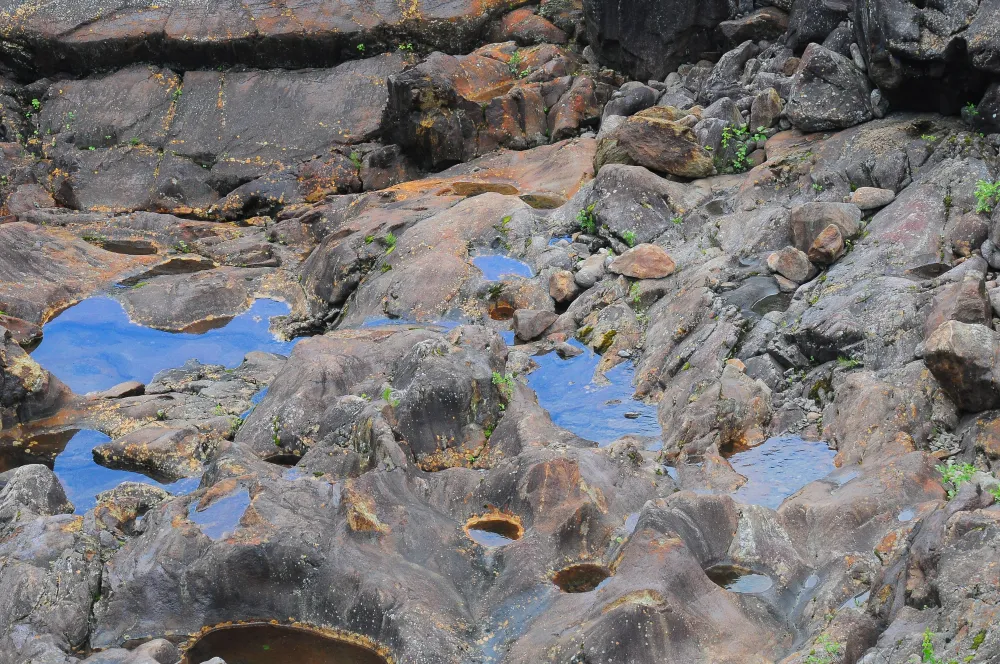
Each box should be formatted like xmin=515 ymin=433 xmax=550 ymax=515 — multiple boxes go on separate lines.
xmin=705 ymin=565 xmax=774 ymax=594
xmin=488 ymin=300 xmax=516 ymax=321
xmin=181 ymin=623 xmax=390 ymax=664
xmin=552 ymin=563 xmax=611 ymax=593
xmin=465 ymin=513 xmax=524 ymax=547
xmin=264 ymin=453 xmax=302 ymax=467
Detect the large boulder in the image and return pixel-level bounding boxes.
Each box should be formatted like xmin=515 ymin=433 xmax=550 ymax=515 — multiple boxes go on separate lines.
xmin=924 ymin=320 xmax=1000 ymax=412
xmin=595 ymin=114 xmax=714 ymax=178
xmin=0 ymin=326 xmax=70 ymax=428
xmin=786 ymin=43 xmax=873 ymax=131
xmin=582 ymin=0 xmax=734 ymax=81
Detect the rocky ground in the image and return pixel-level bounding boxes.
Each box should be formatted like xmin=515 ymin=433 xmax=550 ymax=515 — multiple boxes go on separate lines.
xmin=1 ymin=0 xmax=1000 ymax=662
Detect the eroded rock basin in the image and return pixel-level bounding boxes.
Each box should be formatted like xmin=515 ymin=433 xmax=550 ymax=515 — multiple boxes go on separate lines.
xmin=182 ymin=624 xmax=390 ymax=664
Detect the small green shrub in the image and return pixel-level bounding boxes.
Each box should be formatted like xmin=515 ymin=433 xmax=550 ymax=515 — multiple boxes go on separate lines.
xmin=382 ymin=386 xmax=400 ymax=407
xmin=836 ymin=356 xmax=862 ymax=369
xmin=381 ymin=232 xmax=397 ymax=253
xmin=939 ymin=461 xmax=977 ymax=499
xmin=966 ymin=101 xmax=980 ymax=117
xmin=576 ymin=203 xmax=597 ymax=234
xmin=622 ymin=230 xmax=637 ymax=247
xmin=30 ymin=98 xmax=41 ymax=111
xmin=492 ymin=371 xmax=515 ymax=401
xmin=357 ymin=43 xmax=365 ymax=53
xmin=671 ymin=215 xmax=683 ymax=225
xmin=349 ymin=151 xmax=362 ymax=169
xmin=921 ymin=629 xmax=959 ymax=664
xmin=974 ymin=179 xmax=1000 ymax=213
xmin=804 ymin=635 xmax=841 ymax=664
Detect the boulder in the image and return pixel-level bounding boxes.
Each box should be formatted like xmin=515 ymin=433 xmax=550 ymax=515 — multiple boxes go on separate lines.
xmin=549 ymin=269 xmax=581 ymax=303
xmin=766 ymin=246 xmax=816 ymax=283
xmin=790 ymin=202 xmax=862 ymax=253
xmin=491 ymin=8 xmax=568 ymax=45
xmin=849 ymin=186 xmax=896 ymax=210
xmin=582 ymin=0 xmax=734 ymax=81
xmin=807 ymin=224 xmax=845 ymax=265
xmin=924 ymin=320 xmax=1000 ymax=412
xmin=595 ymin=115 xmax=714 ymax=178
xmin=787 ymin=0 xmax=850 ymax=50
xmin=608 ymin=244 xmax=676 ymax=279
xmin=749 ymin=87 xmax=783 ymax=129
xmin=0 ymin=465 xmax=74 ymax=522
xmin=0 ymin=326 xmax=70 ymax=428
xmin=513 ymin=309 xmax=558 ymax=341
xmin=717 ymin=8 xmax=789 ymax=49
xmin=924 ymin=272 xmax=992 ymax=340
xmin=786 ymin=43 xmax=873 ymax=131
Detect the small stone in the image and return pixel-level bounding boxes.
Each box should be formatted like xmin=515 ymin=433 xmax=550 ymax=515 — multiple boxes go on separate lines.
xmin=849 ymin=186 xmax=895 ymax=210
xmin=807 ymin=224 xmax=845 ymax=265
xmin=623 ymin=411 xmax=640 ymax=419
xmin=790 ymin=202 xmax=862 ymax=252
xmin=608 ymin=244 xmax=676 ymax=279
xmin=549 ymin=270 xmax=580 ymax=303
xmin=91 ymin=380 xmax=146 ymax=399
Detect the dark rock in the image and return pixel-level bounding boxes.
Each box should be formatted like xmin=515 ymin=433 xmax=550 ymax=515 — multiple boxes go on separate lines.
xmin=717 ymin=8 xmax=789 ymax=48
xmin=787 ymin=0 xmax=851 ymax=50
xmin=699 ymin=40 xmax=759 ymax=105
xmin=513 ymin=309 xmax=558 ymax=341
xmin=603 ymin=83 xmax=659 ymax=119
xmin=924 ymin=320 xmax=1000 ymax=412
xmin=0 ymin=465 xmax=73 ymax=522
xmin=790 ymin=202 xmax=862 ymax=252
xmin=0 ymin=326 xmax=70 ymax=428
xmin=582 ymin=0 xmax=735 ymax=81
xmin=787 ymin=43 xmax=873 ymax=131
xmin=749 ymin=87 xmax=783 ymax=129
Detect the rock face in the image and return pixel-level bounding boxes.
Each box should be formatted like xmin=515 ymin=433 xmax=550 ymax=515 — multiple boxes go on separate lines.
xmin=0 ymin=326 xmax=69 ymax=427
xmin=0 ymin=0 xmax=520 ymax=78
xmin=582 ymin=0 xmax=734 ymax=81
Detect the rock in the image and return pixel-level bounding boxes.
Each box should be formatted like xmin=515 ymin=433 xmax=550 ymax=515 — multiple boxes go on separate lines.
xmin=749 ymin=87 xmax=783 ymax=129
xmin=492 ymin=8 xmax=568 ymax=45
xmin=699 ymin=40 xmax=759 ymax=105
xmin=786 ymin=43 xmax=873 ymax=131
xmin=513 ymin=309 xmax=558 ymax=341
xmin=4 ymin=184 xmax=55 ymax=217
xmin=717 ymin=8 xmax=789 ymax=49
xmin=767 ymin=246 xmax=816 ymax=283
xmin=0 ymin=465 xmax=74 ymax=522
xmin=91 ymin=381 xmax=146 ymax=400
xmin=849 ymin=187 xmax=895 ymax=210
xmin=594 ymin=115 xmax=714 ymax=178
xmin=0 ymin=326 xmax=70 ymax=428
xmin=133 ymin=638 xmax=180 ymax=664
xmin=608 ymin=244 xmax=676 ymax=279
xmin=787 ymin=0 xmax=850 ymax=50
xmin=575 ymin=253 xmax=607 ymax=288
xmin=603 ymin=84 xmax=659 ymax=119
xmin=0 ymin=0 xmax=516 ymax=78
xmin=582 ymin=0 xmax=734 ymax=81
xmin=924 ymin=271 xmax=992 ymax=340
xmin=701 ymin=97 xmax=743 ymax=126
xmin=807 ymin=224 xmax=845 ymax=265
xmin=924 ymin=320 xmax=1000 ymax=412
xmin=790 ymin=202 xmax=862 ymax=253
xmin=0 ymin=313 xmax=42 ymax=347
xmin=548 ymin=75 xmax=608 ymax=142
xmin=549 ymin=269 xmax=581 ymax=303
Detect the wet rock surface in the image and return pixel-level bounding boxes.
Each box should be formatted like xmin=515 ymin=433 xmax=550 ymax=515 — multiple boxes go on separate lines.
xmin=1 ymin=4 xmax=1000 ymax=664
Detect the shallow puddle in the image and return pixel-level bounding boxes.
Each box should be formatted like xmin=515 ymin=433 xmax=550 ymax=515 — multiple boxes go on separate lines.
xmin=187 ymin=487 xmax=252 ymax=540
xmin=728 ymin=436 xmax=837 ymax=509
xmin=465 ymin=514 xmax=523 ymax=548
xmin=182 ymin=623 xmax=389 ymax=664
xmin=472 ymin=254 xmax=534 ymax=281
xmin=3 ymin=429 xmax=200 ymax=513
xmin=525 ymin=340 xmax=660 ymax=444
xmin=706 ymin=565 xmax=774 ymax=594
xmin=552 ymin=563 xmax=611 ymax=593
xmin=32 ymin=297 xmax=296 ymax=394
xmin=897 ymin=507 xmax=916 ymax=521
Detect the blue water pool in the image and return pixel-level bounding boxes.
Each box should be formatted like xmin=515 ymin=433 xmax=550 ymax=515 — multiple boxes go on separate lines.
xmin=32 ymin=297 xmax=296 ymax=394
xmin=729 ymin=436 xmax=837 ymax=509
xmin=472 ymin=254 xmax=534 ymax=281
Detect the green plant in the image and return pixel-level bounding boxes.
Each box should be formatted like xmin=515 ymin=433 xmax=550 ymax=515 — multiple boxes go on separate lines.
xmin=364 ymin=235 xmax=375 ymax=244
xmin=175 ymin=240 xmax=192 ymax=253
xmin=939 ymin=461 xmax=977 ymax=499
xmin=30 ymin=98 xmax=40 ymax=111
xmin=171 ymin=88 xmax=182 ymax=102
xmin=671 ymin=215 xmax=683 ymax=225
xmin=989 ymin=485 xmax=1000 ymax=501
xmin=398 ymin=42 xmax=414 ymax=51
xmin=497 ymin=215 xmax=512 ymax=233
xmin=576 ymin=203 xmax=597 ymax=234
xmin=156 ymin=409 xmax=167 ymax=421
xmin=629 ymin=281 xmax=641 ymax=305
xmin=508 ymin=50 xmax=523 ymax=76
xmin=129 ymin=137 xmax=140 ymax=146
xmin=271 ymin=415 xmax=282 ymax=447
xmin=622 ymin=230 xmax=637 ymax=247
xmin=804 ymin=635 xmax=842 ymax=664
xmin=228 ymin=416 xmax=243 ymax=438
xmin=836 ymin=356 xmax=862 ymax=369
xmin=812 ymin=182 xmax=824 ymax=192
xmin=966 ymin=102 xmax=979 ymax=117
xmin=382 ymin=386 xmax=400 ymax=407
xmin=921 ymin=134 xmax=938 ymax=142
xmin=492 ymin=371 xmax=515 ymax=401
xmin=921 ymin=629 xmax=959 ymax=664
xmin=349 ymin=150 xmax=362 ymax=169
xmin=357 ymin=43 xmax=365 ymax=53
xmin=382 ymin=232 xmax=397 ymax=253
xmin=214 ymin=403 xmax=224 ymax=416
xmin=974 ymin=179 xmax=1000 ymax=213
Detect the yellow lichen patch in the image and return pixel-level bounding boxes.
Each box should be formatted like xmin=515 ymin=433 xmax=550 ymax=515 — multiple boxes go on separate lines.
xmin=343 ymin=485 xmax=389 ymax=533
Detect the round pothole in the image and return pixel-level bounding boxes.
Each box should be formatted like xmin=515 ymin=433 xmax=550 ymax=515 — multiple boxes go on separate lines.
xmin=182 ymin=623 xmax=390 ymax=664
xmin=263 ymin=453 xmax=302 ymax=467
xmin=488 ymin=300 xmax=515 ymax=321
xmin=705 ymin=565 xmax=773 ymax=594
xmin=552 ymin=563 xmax=611 ymax=593
xmin=464 ymin=513 xmax=523 ymax=547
